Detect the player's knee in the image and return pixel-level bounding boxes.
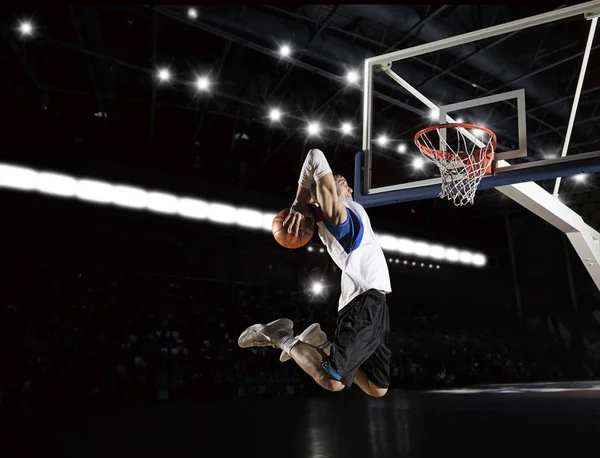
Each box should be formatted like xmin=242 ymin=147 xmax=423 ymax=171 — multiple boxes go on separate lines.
xmin=322 ymin=378 xmax=345 ymax=393
xmin=367 ymin=387 xmax=388 ymax=398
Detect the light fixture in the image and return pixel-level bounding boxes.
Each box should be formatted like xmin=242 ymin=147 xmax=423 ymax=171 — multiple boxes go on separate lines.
xmin=269 ymin=108 xmax=282 ymax=121
xmin=312 ymin=281 xmax=324 ymax=294
xmin=429 ymin=109 xmax=439 ymax=120
xmin=346 ymin=70 xmax=359 ymax=84
xmin=472 ymin=254 xmax=487 ymax=267
xmin=187 ymin=8 xmax=198 ymax=19
xmin=397 ymin=143 xmax=407 ymax=153
xmin=307 ymin=122 xmax=321 ymax=136
xmin=341 ymin=122 xmax=353 ymax=135
xmin=157 ymin=68 xmax=171 ymax=82
xmin=574 ymin=174 xmax=586 ymax=183
xmin=19 ymin=21 xmax=33 ymax=36
xmin=196 ymin=76 xmax=210 ymax=91
xmin=412 ymin=157 xmax=425 ymax=169
xmin=376 ymin=135 xmax=388 ymax=147
xmin=279 ymin=44 xmax=291 ymax=58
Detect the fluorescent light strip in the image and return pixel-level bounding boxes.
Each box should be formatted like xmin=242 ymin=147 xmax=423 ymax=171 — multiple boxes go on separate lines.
xmin=0 ymin=163 xmax=487 ymax=266
xmin=375 ymin=233 xmax=487 ymax=267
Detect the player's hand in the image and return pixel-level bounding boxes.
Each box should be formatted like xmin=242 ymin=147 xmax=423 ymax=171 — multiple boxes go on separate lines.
xmin=283 ymin=201 xmax=311 ymax=237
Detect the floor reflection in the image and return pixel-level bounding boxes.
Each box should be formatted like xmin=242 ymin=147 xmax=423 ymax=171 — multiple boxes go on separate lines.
xmin=7 ymin=381 xmax=600 ymax=458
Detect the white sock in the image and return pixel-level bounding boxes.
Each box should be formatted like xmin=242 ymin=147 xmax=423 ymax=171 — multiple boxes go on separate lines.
xmin=279 ymin=335 xmax=299 ymax=355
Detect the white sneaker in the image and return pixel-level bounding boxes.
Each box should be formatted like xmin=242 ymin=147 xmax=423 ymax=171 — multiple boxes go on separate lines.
xmin=279 ymin=323 xmax=329 ymax=362
xmin=238 ymin=318 xmax=294 ymax=348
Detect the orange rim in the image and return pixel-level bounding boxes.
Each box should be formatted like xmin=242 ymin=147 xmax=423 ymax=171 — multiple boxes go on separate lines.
xmin=414 ymin=123 xmax=497 ymax=162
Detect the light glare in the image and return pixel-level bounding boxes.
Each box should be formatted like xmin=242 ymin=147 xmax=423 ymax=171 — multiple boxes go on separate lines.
xmin=472 ymin=254 xmax=487 ymax=266
xmin=262 ymin=213 xmax=276 ymax=231
xmin=376 ymin=135 xmax=388 ymax=146
xmin=236 ymin=208 xmax=264 ymax=229
xmin=76 ymin=179 xmax=114 ymax=204
xmin=279 ymin=44 xmax=291 ymax=57
xmin=147 ymin=192 xmax=179 ymax=214
xmin=178 ymin=198 xmax=208 ymax=220
xmin=0 ymin=164 xmax=37 ymax=190
xmin=459 ymin=251 xmax=473 ymax=264
xmin=430 ymin=245 xmax=446 ymax=259
xmin=341 ymin=122 xmax=353 ymax=135
xmin=346 ymin=70 xmax=359 ymax=84
xmin=413 ymin=157 xmax=425 ymax=169
xmin=19 ymin=21 xmax=33 ymax=36
xmin=187 ymin=8 xmax=198 ymax=19
xmin=307 ymin=122 xmax=321 ymax=136
xmin=312 ymin=282 xmax=324 ymax=294
xmin=158 ymin=68 xmax=171 ymax=82
xmin=112 ymin=185 xmax=148 ymax=209
xmin=445 ymin=248 xmax=460 ymax=262
xmin=0 ymin=161 xmax=490 ymax=268
xmin=397 ymin=143 xmax=407 ymax=153
xmin=208 ymin=203 xmax=237 ymax=224
xmin=397 ymin=238 xmax=415 ymax=254
xmin=36 ymin=173 xmax=77 ymax=197
xmin=269 ymin=108 xmax=282 ymax=121
xmin=196 ymin=76 xmax=210 ymax=91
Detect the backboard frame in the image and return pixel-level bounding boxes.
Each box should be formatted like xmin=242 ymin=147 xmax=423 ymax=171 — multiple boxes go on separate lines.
xmin=357 ymin=1 xmax=600 ymax=292
xmin=437 ymin=89 xmax=527 ymax=161
xmin=360 ymin=0 xmax=600 ymax=196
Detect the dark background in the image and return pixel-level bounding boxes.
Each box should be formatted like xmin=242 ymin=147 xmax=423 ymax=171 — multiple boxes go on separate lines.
xmin=1 ymin=4 xmax=600 ymax=410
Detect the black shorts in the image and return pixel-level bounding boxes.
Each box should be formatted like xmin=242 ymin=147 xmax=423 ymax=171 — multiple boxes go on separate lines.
xmin=321 ymin=289 xmax=391 ymax=388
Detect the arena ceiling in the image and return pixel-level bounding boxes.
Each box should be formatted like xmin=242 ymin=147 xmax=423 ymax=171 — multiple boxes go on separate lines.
xmin=1 ymin=3 xmax=598 ymax=217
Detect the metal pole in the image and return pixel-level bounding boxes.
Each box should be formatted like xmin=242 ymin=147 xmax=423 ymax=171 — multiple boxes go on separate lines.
xmin=368 ymin=1 xmax=600 ymax=66
xmin=562 ymin=235 xmax=579 ymax=313
xmin=362 ymin=60 xmax=374 ymax=192
xmin=504 ymin=212 xmax=523 ymax=318
xmin=553 ymin=16 xmax=598 ymax=196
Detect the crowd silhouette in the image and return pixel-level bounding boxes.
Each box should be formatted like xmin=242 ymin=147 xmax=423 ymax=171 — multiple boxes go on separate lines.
xmin=1 ymin=268 xmax=598 ymax=408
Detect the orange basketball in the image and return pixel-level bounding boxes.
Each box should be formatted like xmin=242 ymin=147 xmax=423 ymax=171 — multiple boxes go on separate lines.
xmin=272 ymin=208 xmax=314 ymax=249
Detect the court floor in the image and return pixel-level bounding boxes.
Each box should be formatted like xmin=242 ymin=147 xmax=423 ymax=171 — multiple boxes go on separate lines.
xmin=3 ymin=380 xmax=600 ymax=458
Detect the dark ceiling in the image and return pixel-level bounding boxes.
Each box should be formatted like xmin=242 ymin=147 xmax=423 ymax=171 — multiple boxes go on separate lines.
xmin=1 ymin=3 xmax=598 ymax=215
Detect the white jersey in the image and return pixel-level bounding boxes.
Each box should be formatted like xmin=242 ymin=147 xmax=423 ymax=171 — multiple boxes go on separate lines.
xmin=316 ymin=198 xmax=392 ymax=311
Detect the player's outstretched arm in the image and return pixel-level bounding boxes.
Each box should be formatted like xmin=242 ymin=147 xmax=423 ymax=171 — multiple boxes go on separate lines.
xmin=285 ymin=149 xmax=346 ymax=235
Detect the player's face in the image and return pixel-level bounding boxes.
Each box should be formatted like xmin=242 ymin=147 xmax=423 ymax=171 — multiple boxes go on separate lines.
xmin=335 ymin=176 xmax=353 ymax=200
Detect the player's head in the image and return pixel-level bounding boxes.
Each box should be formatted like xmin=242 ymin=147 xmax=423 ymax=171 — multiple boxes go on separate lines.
xmin=334 ymin=174 xmax=353 ymax=200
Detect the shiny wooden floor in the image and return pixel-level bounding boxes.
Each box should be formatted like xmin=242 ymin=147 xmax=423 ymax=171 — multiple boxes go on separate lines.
xmin=4 ymin=381 xmax=600 ymax=458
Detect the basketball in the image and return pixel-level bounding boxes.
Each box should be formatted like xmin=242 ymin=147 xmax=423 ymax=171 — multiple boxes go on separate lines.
xmin=272 ymin=208 xmax=314 ymax=249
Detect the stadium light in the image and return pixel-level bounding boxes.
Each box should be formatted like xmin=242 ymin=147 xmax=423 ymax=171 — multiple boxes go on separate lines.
xmin=279 ymin=44 xmax=291 ymax=58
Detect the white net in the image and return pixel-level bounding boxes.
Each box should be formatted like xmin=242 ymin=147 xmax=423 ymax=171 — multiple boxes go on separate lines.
xmin=415 ymin=125 xmax=495 ymax=206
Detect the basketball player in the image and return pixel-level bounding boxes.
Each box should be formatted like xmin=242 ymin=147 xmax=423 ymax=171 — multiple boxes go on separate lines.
xmin=238 ymin=148 xmax=392 ymax=397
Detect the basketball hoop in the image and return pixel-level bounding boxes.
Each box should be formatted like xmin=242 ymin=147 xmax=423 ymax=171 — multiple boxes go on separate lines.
xmin=414 ymin=123 xmax=496 ymax=206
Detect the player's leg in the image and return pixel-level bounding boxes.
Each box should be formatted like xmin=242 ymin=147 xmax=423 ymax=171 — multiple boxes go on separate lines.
xmin=355 ymin=294 xmax=391 ymax=397
xmin=288 ymin=336 xmax=387 ymax=396
xmin=317 ymin=290 xmax=390 ymax=393
xmin=354 ymin=350 xmax=390 ymax=397
xmin=288 ymin=342 xmax=344 ymax=392
xmin=279 ymin=322 xmax=387 ymax=395
xmin=238 ymin=318 xmax=344 ymax=392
